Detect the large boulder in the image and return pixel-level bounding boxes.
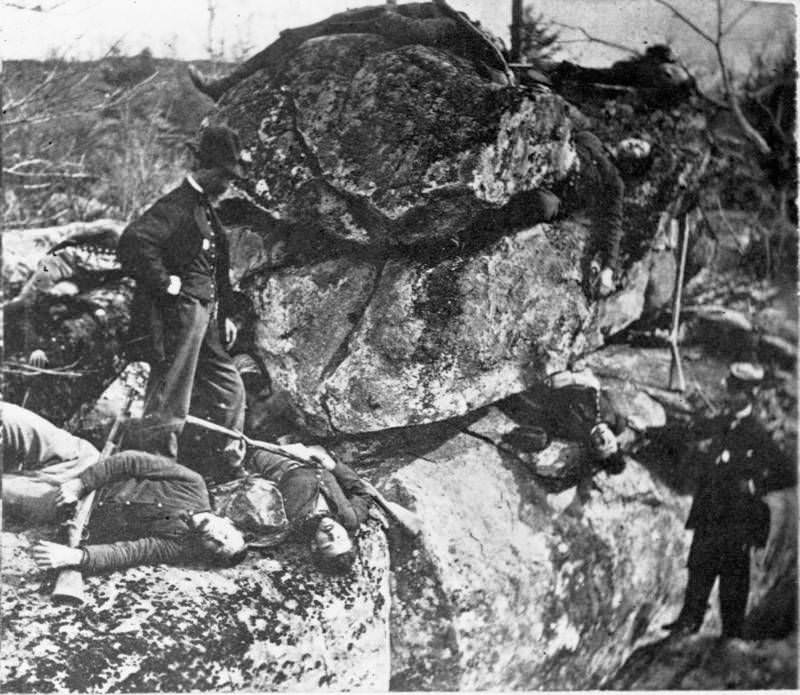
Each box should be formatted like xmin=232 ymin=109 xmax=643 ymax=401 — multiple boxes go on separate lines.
xmin=238 ymin=217 xmax=659 ymax=435
xmin=0 ymin=523 xmax=390 ymax=692
xmin=381 ymin=407 xmax=691 ymax=690
xmin=247 ymin=224 xmax=593 ymax=434
xmin=209 ymin=29 xmax=693 ymax=435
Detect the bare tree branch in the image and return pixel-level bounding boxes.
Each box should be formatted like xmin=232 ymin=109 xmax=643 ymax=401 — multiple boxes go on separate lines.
xmin=652 ymin=0 xmax=715 ymax=44
xmin=3 ymin=169 xmax=98 ymax=181
xmin=723 ymin=4 xmax=753 ymax=34
xmin=2 ymin=71 xmax=159 ymax=127
xmin=551 ymin=21 xmax=639 ymax=56
xmin=653 ymin=0 xmax=771 ymax=156
xmin=2 ymin=0 xmax=72 ymax=11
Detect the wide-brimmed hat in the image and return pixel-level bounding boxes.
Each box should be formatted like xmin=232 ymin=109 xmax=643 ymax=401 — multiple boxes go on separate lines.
xmin=188 ymin=125 xmax=246 ymax=178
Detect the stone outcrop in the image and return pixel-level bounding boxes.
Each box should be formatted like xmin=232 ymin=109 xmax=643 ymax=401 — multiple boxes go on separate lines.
xmin=2 ymin=9 xmax=795 ymax=692
xmin=0 ymin=522 xmax=390 ymax=692
xmin=208 ymin=33 xmax=691 ymax=434
xmin=245 ymin=224 xmax=593 ymax=434
xmin=382 ymin=407 xmax=691 ymax=690
xmin=2 ymin=28 xmax=706 ymax=436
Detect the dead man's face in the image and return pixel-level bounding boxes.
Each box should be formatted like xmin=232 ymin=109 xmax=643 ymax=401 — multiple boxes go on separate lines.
xmin=311 ymin=516 xmax=352 ymax=558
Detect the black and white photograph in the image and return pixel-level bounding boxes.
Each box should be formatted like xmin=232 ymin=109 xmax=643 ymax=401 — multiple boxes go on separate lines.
xmin=1 ymin=0 xmax=797 ymax=690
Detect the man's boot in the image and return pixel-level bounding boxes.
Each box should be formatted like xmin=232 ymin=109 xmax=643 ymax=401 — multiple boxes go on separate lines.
xmin=663 ymin=565 xmax=715 ymax=635
xmin=662 ymin=611 xmax=704 ymax=635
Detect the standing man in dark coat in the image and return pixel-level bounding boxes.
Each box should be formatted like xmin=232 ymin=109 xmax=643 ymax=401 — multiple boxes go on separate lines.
xmin=663 ymin=362 xmax=796 ymax=638
xmin=117 ymin=126 xmax=247 ymax=476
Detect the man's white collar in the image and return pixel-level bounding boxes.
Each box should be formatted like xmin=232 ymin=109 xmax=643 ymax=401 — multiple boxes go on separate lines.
xmin=186 ymin=174 xmax=204 ymax=193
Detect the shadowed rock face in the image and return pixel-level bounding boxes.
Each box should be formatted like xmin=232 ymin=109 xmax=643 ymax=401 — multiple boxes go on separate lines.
xmin=383 ymin=407 xmax=691 ymax=690
xmin=244 ymin=224 xmax=591 ymax=434
xmin=0 ymin=523 xmax=390 ymax=692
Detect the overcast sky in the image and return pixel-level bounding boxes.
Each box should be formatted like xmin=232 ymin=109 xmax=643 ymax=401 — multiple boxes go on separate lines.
xmin=1 ymin=0 xmax=794 ymax=74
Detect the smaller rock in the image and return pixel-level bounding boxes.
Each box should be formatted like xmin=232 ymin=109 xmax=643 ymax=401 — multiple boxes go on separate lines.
xmin=644 ymin=249 xmax=675 ymax=315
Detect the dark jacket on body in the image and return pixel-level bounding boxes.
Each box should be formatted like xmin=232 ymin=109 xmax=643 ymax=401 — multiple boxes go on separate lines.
xmin=248 ymin=450 xmax=372 ymax=538
xmin=78 ymin=451 xmax=212 ymax=572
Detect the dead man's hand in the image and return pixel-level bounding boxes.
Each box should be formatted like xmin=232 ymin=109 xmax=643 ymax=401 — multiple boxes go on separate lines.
xmin=32 ymin=540 xmax=83 ymax=570
xmin=281 ymin=443 xmax=337 ymax=471
xmin=28 ymin=349 xmax=49 ymax=368
xmin=55 ymin=478 xmax=85 ymax=507
xmin=597 ymin=267 xmax=615 ymax=297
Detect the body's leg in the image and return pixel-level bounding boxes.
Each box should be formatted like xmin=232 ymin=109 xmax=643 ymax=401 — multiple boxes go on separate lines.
xmin=555 ymin=62 xmax=640 ymax=88
xmin=3 ymin=475 xmax=60 ymax=524
xmin=1 ymin=402 xmax=99 ymax=472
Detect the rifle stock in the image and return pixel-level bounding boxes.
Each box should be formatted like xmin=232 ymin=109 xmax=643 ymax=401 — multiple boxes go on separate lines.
xmin=51 ymin=391 xmax=134 ymax=604
xmin=51 ymin=490 xmax=96 ymax=603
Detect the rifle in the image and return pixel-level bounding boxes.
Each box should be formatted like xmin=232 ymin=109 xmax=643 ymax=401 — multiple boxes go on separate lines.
xmin=52 ymin=391 xmax=134 ymax=603
xmin=657 ymin=151 xmax=709 ymax=392
xmin=186 ymin=414 xmax=423 ymax=537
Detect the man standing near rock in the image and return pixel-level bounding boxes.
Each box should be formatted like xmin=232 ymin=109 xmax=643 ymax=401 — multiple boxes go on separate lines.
xmin=663 ymin=362 xmax=796 ymax=639
xmin=117 ymin=126 xmax=246 ymax=477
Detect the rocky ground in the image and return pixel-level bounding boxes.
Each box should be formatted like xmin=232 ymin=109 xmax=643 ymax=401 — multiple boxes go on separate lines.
xmin=2 ymin=12 xmax=797 ymax=692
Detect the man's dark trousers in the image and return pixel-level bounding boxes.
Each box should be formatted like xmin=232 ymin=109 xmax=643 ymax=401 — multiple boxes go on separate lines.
xmin=143 ymin=294 xmax=244 ymax=461
xmin=682 ymin=530 xmax=751 ymax=638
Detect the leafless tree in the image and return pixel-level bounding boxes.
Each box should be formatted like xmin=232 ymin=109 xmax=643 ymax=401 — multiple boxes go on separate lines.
xmin=653 ymin=0 xmax=771 ymax=155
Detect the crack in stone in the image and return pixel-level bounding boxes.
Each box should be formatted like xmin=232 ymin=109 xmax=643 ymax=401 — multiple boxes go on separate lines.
xmin=319 ymin=258 xmax=387 ymax=383
xmin=318 ymin=389 xmax=339 ymax=435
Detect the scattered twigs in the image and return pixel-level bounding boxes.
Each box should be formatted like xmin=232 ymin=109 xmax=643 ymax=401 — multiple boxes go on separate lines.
xmin=2 ymin=71 xmax=159 ymax=127
xmin=2 ymin=360 xmax=89 ymax=378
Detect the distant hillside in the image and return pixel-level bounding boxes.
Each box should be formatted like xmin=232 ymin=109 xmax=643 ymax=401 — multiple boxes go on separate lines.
xmin=3 ymin=54 xmax=231 ymax=226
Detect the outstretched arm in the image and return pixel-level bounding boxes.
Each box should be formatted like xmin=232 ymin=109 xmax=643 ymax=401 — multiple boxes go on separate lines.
xmin=32 ymin=537 xmax=187 ymax=573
